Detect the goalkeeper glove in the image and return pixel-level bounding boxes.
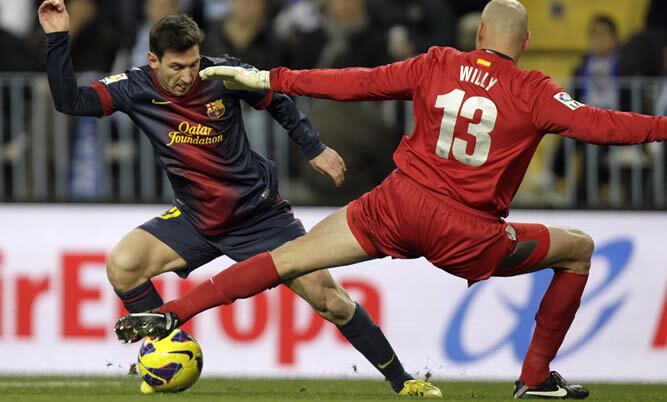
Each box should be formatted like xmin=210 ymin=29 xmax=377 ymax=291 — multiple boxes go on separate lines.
xmin=199 ymin=66 xmax=270 ymax=91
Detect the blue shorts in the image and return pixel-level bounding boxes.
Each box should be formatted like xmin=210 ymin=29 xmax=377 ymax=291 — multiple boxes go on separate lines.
xmin=139 ymin=201 xmax=305 ymax=278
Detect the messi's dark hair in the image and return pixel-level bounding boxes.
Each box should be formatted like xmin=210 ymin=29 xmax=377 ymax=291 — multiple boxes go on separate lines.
xmin=149 ymin=14 xmax=205 ymax=59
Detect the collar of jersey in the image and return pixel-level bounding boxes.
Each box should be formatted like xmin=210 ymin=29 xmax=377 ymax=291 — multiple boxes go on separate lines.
xmin=481 ymin=49 xmax=515 ymax=62
xmin=475 ymin=49 xmax=516 ymax=66
xmin=150 ymin=68 xmax=202 ymax=104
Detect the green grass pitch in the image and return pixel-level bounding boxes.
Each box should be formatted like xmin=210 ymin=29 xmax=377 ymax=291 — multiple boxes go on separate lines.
xmin=0 ymin=377 xmax=665 ymax=401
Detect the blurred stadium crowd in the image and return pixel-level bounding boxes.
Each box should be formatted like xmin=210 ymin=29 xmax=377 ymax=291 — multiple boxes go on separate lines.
xmin=1 ymin=0 xmax=667 ymax=208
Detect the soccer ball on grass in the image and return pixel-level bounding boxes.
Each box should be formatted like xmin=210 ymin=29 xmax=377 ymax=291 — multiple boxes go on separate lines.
xmin=137 ymin=329 xmax=203 ymax=393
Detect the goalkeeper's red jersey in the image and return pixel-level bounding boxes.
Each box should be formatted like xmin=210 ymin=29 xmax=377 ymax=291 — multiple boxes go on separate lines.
xmin=271 ymin=47 xmax=667 ymax=218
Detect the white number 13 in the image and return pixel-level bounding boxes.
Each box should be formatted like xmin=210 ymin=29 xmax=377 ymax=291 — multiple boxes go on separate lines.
xmin=434 ymin=89 xmax=497 ymax=167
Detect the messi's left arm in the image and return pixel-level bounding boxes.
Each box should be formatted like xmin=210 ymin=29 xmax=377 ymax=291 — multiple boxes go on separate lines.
xmin=235 ymin=76 xmax=325 ymax=159
xmin=262 ymin=92 xmax=345 ymax=185
xmin=239 ymin=89 xmax=346 ymax=185
xmin=263 ymin=92 xmax=326 ymax=160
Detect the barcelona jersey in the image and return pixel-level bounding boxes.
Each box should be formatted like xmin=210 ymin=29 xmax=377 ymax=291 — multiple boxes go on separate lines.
xmin=46 ymin=32 xmax=325 ymax=235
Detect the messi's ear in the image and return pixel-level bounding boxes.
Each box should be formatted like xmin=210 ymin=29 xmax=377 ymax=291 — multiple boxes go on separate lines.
xmin=147 ymin=52 xmax=159 ymax=69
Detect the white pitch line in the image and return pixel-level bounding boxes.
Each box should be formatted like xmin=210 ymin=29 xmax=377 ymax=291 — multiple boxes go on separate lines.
xmin=0 ymin=381 xmax=123 ymax=388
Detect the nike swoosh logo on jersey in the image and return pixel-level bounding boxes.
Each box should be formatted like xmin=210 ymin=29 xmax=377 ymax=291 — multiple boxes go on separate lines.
xmin=524 ymin=386 xmax=568 ymax=398
xmin=152 ymin=99 xmax=172 ymax=105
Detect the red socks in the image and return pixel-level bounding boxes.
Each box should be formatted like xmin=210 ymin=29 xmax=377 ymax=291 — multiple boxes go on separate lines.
xmin=520 ymin=271 xmax=589 ymax=387
xmin=160 ymin=252 xmax=281 ymax=323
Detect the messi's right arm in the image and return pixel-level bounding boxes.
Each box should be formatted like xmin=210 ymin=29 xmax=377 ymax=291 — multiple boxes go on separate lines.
xmin=46 ymin=32 xmax=104 ymax=116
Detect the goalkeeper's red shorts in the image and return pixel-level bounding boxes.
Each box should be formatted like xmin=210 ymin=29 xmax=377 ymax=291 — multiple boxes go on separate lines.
xmin=346 ymin=169 xmax=550 ymax=282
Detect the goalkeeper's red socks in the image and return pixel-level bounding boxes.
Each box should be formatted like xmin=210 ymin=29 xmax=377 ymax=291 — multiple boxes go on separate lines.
xmin=520 ymin=271 xmax=588 ymax=387
xmin=159 ymin=252 xmax=281 ymax=323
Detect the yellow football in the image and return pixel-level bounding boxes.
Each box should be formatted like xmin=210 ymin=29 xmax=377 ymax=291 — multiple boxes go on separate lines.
xmin=137 ymin=329 xmax=203 ymax=393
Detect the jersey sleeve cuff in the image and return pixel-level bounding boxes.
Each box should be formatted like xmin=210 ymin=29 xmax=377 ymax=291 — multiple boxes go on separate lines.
xmin=46 ymin=31 xmax=69 ymax=44
xmin=303 ymin=141 xmax=327 ymax=160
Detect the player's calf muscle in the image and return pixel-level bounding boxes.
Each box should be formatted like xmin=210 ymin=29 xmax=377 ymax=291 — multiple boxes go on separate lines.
xmin=562 ymin=229 xmax=594 ymax=274
xmin=307 ymin=286 xmax=354 ymax=324
xmin=315 ymin=283 xmax=355 ymax=323
xmin=545 ymin=227 xmax=595 ymax=275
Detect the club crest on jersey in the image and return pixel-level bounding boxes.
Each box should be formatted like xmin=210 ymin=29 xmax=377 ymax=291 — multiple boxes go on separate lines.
xmin=206 ymin=99 xmax=225 ymax=120
xmin=554 ymin=92 xmax=584 ymax=110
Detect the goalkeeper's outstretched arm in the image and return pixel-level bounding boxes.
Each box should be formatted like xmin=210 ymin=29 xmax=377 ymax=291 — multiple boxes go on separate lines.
xmin=532 ymin=76 xmax=667 ymax=144
xmin=199 ymin=51 xmax=432 ymax=102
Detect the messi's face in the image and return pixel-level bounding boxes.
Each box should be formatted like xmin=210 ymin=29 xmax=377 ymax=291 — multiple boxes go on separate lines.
xmin=149 ymin=46 xmax=201 ymax=97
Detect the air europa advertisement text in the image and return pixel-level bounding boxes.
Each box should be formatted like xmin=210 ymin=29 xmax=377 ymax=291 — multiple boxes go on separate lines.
xmin=0 ymin=206 xmax=664 ymax=381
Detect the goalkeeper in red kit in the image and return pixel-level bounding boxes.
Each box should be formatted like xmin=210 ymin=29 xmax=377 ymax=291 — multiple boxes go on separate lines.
xmin=116 ymin=0 xmax=667 ymax=399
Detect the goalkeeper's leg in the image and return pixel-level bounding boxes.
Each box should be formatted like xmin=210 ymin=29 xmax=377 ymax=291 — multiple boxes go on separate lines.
xmin=494 ymin=224 xmax=593 ymax=399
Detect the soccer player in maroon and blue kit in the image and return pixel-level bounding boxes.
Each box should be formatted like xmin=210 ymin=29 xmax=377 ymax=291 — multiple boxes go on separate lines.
xmin=37 ymin=0 xmax=442 ymax=397
xmin=116 ymin=0 xmax=667 ymax=399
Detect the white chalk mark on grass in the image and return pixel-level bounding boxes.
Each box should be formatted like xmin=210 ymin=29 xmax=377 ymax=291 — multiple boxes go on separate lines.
xmin=0 ymin=381 xmax=123 ymax=388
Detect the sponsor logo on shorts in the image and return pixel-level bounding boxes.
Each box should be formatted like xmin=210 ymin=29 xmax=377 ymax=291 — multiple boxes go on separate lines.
xmin=160 ymin=206 xmax=182 ymax=220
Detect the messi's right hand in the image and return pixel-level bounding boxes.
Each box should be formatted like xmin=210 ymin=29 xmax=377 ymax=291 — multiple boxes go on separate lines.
xmin=38 ymin=0 xmax=70 ymax=33
xmin=199 ymin=66 xmax=271 ymax=91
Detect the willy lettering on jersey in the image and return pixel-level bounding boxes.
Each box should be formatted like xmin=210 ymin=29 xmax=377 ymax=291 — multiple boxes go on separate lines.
xmin=459 ymin=65 xmax=498 ymax=91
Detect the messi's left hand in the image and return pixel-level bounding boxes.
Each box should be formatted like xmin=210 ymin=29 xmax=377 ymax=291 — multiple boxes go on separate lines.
xmin=309 ymin=147 xmax=346 ymax=187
